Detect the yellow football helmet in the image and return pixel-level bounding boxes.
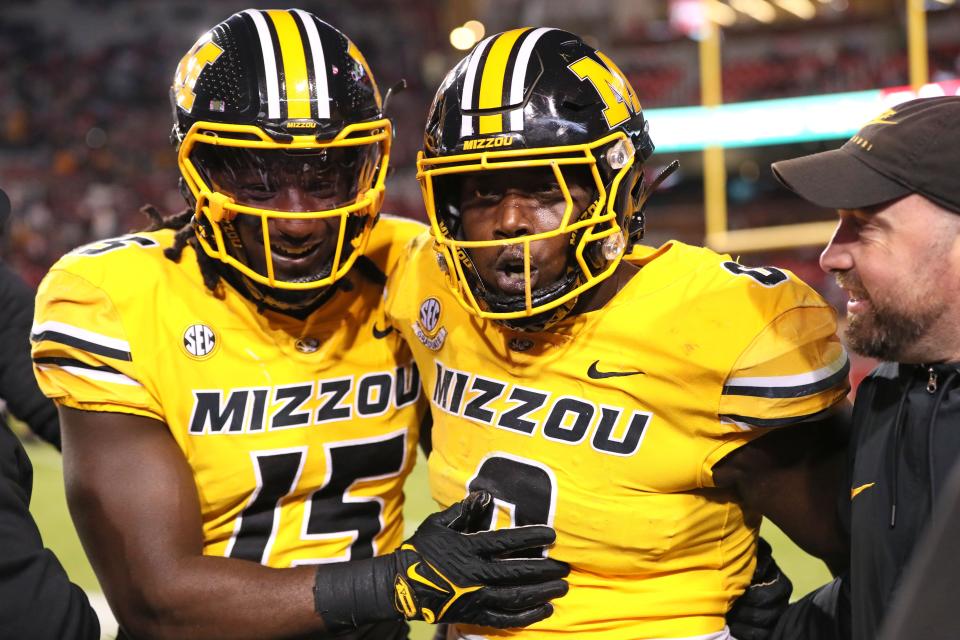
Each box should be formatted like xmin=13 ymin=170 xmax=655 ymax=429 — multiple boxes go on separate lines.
xmin=417 ymin=28 xmax=655 ymax=330
xmin=171 ymin=9 xmax=390 ymax=292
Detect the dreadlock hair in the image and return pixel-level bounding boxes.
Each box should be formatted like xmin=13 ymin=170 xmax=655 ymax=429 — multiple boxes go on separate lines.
xmin=139 ymin=204 xmax=389 ymax=315
xmin=140 ymin=204 xmax=225 ymax=298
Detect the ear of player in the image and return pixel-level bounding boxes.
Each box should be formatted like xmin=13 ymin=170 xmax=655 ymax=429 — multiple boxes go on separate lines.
xmin=312 ymin=490 xmax=568 ymax=632
xmin=390 ymin=490 xmax=569 ymax=627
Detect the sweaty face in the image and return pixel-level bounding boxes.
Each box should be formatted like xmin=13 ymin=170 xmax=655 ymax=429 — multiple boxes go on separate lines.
xmin=820 ymin=195 xmax=960 ymax=362
xmin=200 ymin=145 xmax=366 ymax=285
xmin=455 ymin=167 xmax=596 ymax=297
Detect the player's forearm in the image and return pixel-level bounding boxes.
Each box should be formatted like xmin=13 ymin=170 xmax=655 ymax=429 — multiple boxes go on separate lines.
xmin=109 ymin=557 xmax=327 ymax=640
xmin=755 ymin=445 xmax=849 ymax=570
xmin=713 ymin=413 xmax=850 ymax=567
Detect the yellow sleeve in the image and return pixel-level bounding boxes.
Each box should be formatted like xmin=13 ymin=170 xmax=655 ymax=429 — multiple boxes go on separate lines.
xmin=364 ymin=214 xmax=427 ymax=276
xmin=718 ymin=304 xmax=849 ymax=429
xmin=31 ymin=268 xmax=163 ymax=420
xmin=700 ymin=304 xmax=849 ymax=484
xmin=383 ymin=229 xmax=431 ymax=329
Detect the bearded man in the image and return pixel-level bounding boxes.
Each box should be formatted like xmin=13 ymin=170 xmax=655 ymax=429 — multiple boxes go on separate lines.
xmin=772 ymin=96 xmax=960 ymax=640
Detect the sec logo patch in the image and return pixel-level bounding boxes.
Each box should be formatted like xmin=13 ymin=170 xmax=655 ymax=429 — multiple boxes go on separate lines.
xmin=182 ymin=323 xmax=218 ymax=359
xmin=419 ymin=298 xmax=441 ymax=333
xmin=413 ymin=297 xmax=447 ymax=351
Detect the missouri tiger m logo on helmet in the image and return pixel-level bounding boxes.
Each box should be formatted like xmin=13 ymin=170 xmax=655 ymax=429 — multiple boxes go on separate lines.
xmin=173 ymin=38 xmax=223 ymax=113
xmin=567 ymin=50 xmax=642 ymax=129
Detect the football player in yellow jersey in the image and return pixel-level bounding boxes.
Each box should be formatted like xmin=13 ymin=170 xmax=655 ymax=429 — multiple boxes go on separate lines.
xmin=386 ymin=28 xmax=850 ymax=640
xmin=29 ymin=11 xmax=568 ymax=640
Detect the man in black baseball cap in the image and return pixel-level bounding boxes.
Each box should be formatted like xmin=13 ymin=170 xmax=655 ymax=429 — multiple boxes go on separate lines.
xmin=769 ymin=96 xmax=960 ymax=640
xmin=773 ymin=96 xmax=960 ymax=213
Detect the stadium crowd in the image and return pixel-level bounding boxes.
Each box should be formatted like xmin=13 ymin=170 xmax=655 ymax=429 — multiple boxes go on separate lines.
xmin=4 ymin=1 xmax=960 ymax=296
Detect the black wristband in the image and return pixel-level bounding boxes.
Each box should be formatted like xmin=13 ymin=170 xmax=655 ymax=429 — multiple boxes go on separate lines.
xmin=313 ymin=554 xmax=401 ymax=632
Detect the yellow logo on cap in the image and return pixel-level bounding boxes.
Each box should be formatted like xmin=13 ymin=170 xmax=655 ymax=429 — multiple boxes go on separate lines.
xmin=865 ymin=108 xmax=899 ymax=127
xmin=851 ymin=108 xmax=900 ymax=151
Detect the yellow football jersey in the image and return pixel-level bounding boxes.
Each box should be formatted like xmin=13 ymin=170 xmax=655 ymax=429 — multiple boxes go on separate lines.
xmin=32 ymin=216 xmax=427 ymax=568
xmin=386 ymin=236 xmax=849 ymax=640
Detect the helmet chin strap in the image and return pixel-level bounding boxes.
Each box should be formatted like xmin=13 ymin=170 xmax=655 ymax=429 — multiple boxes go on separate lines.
xmin=471 ymin=270 xmax=583 ymax=333
xmin=212 ymin=219 xmax=344 ymax=318
xmin=219 ymin=261 xmax=343 ymax=318
xmin=458 ymin=202 xmax=600 ymax=333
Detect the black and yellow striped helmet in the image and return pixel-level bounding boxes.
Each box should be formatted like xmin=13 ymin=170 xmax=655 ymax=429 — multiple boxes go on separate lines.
xmin=418 ymin=28 xmax=655 ymax=330
xmin=171 ymin=9 xmax=390 ymax=291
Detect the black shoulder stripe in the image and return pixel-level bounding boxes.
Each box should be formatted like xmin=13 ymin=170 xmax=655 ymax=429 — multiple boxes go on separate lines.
xmin=31 ymin=330 xmax=132 ymax=362
xmin=33 ymin=356 xmax=125 ymax=375
xmin=722 ymin=360 xmax=850 ymax=399
xmin=721 ymin=406 xmax=835 ymax=429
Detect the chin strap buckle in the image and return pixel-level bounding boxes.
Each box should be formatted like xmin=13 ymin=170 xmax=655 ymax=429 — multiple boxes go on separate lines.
xmin=198 ymin=191 xmax=236 ymax=223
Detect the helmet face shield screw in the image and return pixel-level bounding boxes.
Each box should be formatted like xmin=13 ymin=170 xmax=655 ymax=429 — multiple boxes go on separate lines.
xmin=605 ymin=138 xmax=635 ymax=170
xmin=601 ymin=232 xmax=626 ymax=260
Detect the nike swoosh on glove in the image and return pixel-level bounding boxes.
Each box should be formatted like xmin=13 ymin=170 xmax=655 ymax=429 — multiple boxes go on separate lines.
xmin=392 ymin=491 xmax=569 ymax=627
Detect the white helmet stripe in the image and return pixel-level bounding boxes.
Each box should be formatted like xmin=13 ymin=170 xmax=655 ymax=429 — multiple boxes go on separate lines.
xmin=508 ymin=28 xmax=555 ymax=131
xmin=243 ymin=9 xmax=281 ymax=119
xmin=292 ymin=9 xmax=330 ymax=120
xmin=460 ymin=35 xmax=495 ymax=138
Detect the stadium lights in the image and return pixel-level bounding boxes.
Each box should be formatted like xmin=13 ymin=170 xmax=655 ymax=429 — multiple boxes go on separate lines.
xmin=450 ymin=26 xmax=477 ymax=50
xmin=729 ymin=0 xmax=777 ymax=23
xmin=773 ymin=0 xmax=817 ymax=19
xmin=706 ymin=0 xmax=738 ymax=26
xmin=645 ymin=79 xmax=960 ymax=152
xmin=464 ymin=20 xmax=486 ymax=40
xmin=450 ymin=20 xmax=486 ymax=50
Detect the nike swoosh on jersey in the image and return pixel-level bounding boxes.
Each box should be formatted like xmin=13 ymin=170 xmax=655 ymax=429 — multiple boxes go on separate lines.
xmin=587 ymin=360 xmax=645 ymax=379
xmin=851 ymin=482 xmax=876 ymax=499
xmin=373 ymin=324 xmax=395 ymax=339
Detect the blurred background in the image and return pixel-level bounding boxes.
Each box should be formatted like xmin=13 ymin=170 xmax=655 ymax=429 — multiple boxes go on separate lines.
xmin=3 ymin=0 xmax=958 ymax=637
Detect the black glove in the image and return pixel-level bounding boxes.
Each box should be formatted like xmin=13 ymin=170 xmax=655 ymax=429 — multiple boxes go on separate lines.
xmin=391 ymin=491 xmax=569 ymax=626
xmin=314 ymin=491 xmax=569 ymax=632
xmin=727 ymin=537 xmax=794 ymax=640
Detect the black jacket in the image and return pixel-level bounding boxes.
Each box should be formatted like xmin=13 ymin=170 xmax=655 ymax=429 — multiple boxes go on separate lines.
xmin=0 ymin=261 xmax=60 ymax=448
xmin=845 ymin=361 xmax=960 ymax=640
xmin=0 ymin=420 xmax=100 ymax=638
xmin=773 ymin=361 xmax=960 ymax=640
xmin=879 ymin=442 xmax=960 ymax=640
